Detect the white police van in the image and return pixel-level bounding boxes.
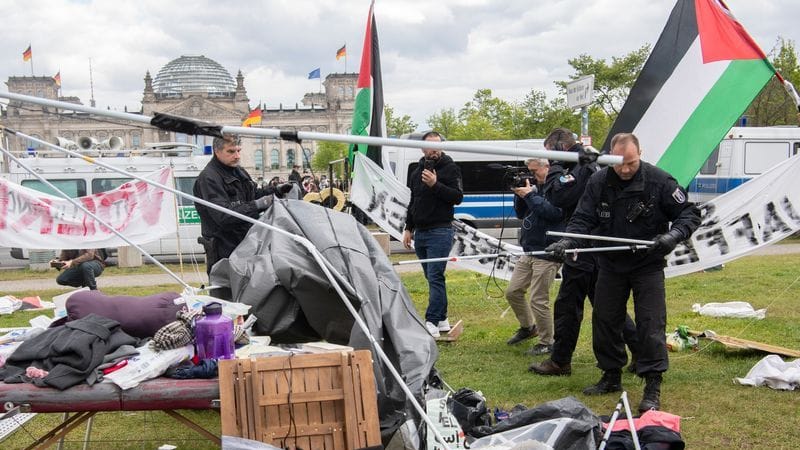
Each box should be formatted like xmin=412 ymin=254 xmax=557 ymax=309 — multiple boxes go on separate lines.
xmin=384 ymin=137 xmax=545 ymax=230
xmin=2 ymin=142 xmax=210 ymax=261
xmin=687 ymin=126 xmax=800 ymax=203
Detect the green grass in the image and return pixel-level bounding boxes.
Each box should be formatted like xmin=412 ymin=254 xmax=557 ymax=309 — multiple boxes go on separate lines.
xmin=2 ymin=254 xmax=800 ymax=448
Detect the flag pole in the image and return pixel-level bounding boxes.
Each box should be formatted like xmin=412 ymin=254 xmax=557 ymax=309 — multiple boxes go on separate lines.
xmin=395 ymin=245 xmax=651 ymax=266
xmin=0 ymin=91 xmax=623 ymax=165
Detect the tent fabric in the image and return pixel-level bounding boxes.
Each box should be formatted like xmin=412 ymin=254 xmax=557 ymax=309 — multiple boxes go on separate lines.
xmin=209 ymin=198 xmax=438 ymax=419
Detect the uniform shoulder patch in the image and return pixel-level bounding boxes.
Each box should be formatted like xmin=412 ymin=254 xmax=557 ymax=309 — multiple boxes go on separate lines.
xmin=559 ymin=174 xmax=575 ymax=184
xmin=672 ymin=187 xmax=686 ymax=204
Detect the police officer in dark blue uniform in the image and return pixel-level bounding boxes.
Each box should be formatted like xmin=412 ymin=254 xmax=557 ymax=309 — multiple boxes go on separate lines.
xmin=546 ymin=133 xmax=701 ymax=413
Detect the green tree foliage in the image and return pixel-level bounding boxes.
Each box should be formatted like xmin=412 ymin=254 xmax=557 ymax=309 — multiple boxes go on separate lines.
xmin=311 ymin=141 xmax=348 ymax=178
xmin=427 ymin=108 xmax=463 ymax=138
xmin=384 ymin=105 xmax=418 ymax=137
xmin=744 ymin=37 xmax=800 ymax=126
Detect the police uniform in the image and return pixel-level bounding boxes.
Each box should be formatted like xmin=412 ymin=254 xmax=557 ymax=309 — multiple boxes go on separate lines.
xmin=567 ymin=161 xmax=700 ymax=375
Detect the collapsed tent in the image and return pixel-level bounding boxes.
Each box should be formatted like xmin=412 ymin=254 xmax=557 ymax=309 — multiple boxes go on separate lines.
xmin=209 ymin=198 xmax=438 ymax=432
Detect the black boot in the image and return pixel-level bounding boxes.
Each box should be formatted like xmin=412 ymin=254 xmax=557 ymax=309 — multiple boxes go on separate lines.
xmin=639 ymin=372 xmax=662 ymax=412
xmin=582 ymin=370 xmax=622 ymax=395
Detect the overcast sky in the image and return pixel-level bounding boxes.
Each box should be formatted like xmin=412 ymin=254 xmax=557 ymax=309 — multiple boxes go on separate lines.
xmin=2 ymin=0 xmax=798 ymax=129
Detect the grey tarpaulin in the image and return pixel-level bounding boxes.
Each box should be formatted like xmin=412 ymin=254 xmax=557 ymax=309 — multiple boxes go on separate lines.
xmin=209 ymin=198 xmax=438 ymax=426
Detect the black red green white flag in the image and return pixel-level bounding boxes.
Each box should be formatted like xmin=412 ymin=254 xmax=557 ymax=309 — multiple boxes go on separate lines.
xmin=603 ymin=0 xmax=777 ymax=186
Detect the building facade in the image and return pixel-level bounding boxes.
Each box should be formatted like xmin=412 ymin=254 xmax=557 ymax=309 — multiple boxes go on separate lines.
xmin=1 ymin=55 xmax=356 ymax=181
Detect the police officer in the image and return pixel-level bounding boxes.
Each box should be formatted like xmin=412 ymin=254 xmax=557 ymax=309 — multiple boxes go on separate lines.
xmin=546 ymin=132 xmax=700 ymax=413
xmin=530 ymin=128 xmax=639 ymax=376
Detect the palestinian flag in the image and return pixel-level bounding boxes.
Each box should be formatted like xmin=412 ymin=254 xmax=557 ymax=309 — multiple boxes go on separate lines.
xmin=602 ymin=0 xmax=776 ymax=186
xmin=348 ymin=0 xmax=385 ymax=168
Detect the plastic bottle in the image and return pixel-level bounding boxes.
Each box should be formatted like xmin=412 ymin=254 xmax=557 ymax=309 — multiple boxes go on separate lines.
xmin=195 ymin=302 xmax=235 ymax=360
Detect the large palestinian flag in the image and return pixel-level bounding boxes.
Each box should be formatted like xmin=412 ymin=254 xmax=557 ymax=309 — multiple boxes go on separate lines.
xmin=348 ymin=0 xmax=386 ymax=168
xmin=602 ymin=0 xmax=776 ymax=186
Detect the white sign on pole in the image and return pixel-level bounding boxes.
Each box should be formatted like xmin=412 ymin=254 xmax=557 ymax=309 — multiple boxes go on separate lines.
xmin=566 ymin=75 xmax=595 ymax=109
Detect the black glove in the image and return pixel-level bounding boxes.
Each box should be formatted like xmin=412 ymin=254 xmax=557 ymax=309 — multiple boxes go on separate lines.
xmin=648 ymin=229 xmax=683 ymax=256
xmin=578 ymin=145 xmax=599 ymax=165
xmin=274 ymin=183 xmax=295 ymax=198
xmin=254 ymin=195 xmax=273 ymax=211
xmin=545 ymin=238 xmax=576 ymax=261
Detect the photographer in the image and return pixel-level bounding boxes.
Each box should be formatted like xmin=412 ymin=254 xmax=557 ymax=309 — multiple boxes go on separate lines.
xmin=504 ymin=158 xmax=563 ymax=355
xmin=52 ymin=249 xmax=105 ymax=291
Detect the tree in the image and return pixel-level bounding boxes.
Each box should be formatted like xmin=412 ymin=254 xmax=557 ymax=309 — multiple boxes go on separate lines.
xmin=744 ymin=37 xmax=800 ymax=126
xmin=311 ymin=141 xmax=348 ymax=178
xmin=427 ymin=108 xmax=463 ymax=138
xmin=384 ymin=105 xmax=418 ymax=137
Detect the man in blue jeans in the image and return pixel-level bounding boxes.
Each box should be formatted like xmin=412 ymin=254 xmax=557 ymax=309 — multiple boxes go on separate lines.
xmin=402 ymin=131 xmax=463 ymax=338
xmin=52 ymin=249 xmax=105 ymax=290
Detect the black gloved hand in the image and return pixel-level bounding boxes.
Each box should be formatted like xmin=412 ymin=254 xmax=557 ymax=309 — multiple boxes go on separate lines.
xmin=254 ymin=195 xmax=273 ymax=211
xmin=545 ymin=238 xmax=576 ymax=261
xmin=578 ymin=145 xmax=599 ymax=165
xmin=648 ymin=229 xmax=683 ymax=256
xmin=274 ymin=183 xmax=294 ymax=198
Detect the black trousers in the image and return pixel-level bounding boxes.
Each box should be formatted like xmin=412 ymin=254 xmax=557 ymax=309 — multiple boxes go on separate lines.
xmin=593 ymin=268 xmax=667 ymax=375
xmin=550 ymin=264 xmax=639 ymax=366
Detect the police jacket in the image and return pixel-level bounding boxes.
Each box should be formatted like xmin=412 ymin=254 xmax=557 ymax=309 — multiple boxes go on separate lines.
xmin=544 ymin=144 xmax=599 ymax=271
xmin=514 ymin=184 xmax=563 ymax=260
xmin=567 ymin=161 xmax=701 ymax=273
xmin=193 ymin=156 xmax=272 ymax=259
xmin=404 ymin=153 xmax=464 ymax=231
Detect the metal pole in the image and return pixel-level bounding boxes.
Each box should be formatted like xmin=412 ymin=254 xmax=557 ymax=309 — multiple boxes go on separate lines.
xmin=396 ymin=245 xmax=650 ymax=266
xmin=548 ymin=231 xmax=655 ymax=246
xmin=0 ymin=92 xmax=622 ymax=166
xmin=620 ymin=391 xmax=642 ymax=450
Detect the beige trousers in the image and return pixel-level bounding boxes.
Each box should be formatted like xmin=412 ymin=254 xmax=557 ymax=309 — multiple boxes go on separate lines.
xmin=505 ymin=255 xmax=560 ymax=345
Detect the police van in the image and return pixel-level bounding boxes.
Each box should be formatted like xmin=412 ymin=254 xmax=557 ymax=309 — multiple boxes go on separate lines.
xmin=687 ymin=126 xmax=800 ymax=203
xmin=2 ymin=141 xmax=210 ymax=260
xmin=384 ymin=137 xmax=545 ymax=230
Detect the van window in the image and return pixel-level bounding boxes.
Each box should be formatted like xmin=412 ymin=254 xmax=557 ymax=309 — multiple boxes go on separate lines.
xmin=21 ymin=179 xmax=87 ymax=198
xmin=794 ymin=142 xmax=800 ymax=155
xmin=744 ymin=142 xmax=790 ymax=174
xmin=699 ymin=147 xmax=719 ymax=175
xmin=175 ymin=177 xmax=197 ymax=206
xmin=92 ymin=178 xmax=131 ymax=193
xmin=407 ymin=160 xmax=523 ymax=193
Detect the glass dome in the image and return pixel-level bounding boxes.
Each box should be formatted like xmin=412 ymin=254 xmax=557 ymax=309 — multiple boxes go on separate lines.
xmin=152 ymin=55 xmax=235 ymax=98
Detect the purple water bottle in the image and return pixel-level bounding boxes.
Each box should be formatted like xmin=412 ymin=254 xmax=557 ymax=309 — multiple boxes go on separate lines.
xmin=195 ymin=302 xmax=235 ymax=360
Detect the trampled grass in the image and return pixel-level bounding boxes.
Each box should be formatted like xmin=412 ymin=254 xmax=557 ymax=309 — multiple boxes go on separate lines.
xmin=1 ymin=254 xmax=799 ymax=448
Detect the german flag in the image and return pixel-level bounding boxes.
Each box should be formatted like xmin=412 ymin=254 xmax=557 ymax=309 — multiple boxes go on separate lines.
xmin=53 ymin=71 xmax=61 ymax=87
xmin=242 ymin=107 xmax=262 ymax=127
xmin=22 ymin=45 xmax=32 ymax=62
xmin=336 ymin=45 xmax=346 ymax=60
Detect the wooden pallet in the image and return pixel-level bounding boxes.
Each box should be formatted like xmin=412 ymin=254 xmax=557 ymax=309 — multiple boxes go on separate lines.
xmin=219 ymin=350 xmax=381 ymax=450
xmin=435 ymin=320 xmax=464 ymax=342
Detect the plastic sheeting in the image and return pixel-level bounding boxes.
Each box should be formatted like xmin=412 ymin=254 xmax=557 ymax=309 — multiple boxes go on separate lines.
xmin=209 ymin=198 xmax=438 ymax=428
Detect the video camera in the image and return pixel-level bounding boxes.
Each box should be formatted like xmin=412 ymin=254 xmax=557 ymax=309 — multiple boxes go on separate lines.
xmin=487 ymin=163 xmax=536 ymax=189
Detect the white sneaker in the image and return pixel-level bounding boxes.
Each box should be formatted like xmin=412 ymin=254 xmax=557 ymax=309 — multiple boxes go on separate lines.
xmin=425 ymin=321 xmax=441 ymax=338
xmin=437 ymin=319 xmax=451 ymax=332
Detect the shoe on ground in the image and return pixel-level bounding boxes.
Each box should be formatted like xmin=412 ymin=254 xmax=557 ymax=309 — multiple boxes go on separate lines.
xmin=526 ymin=344 xmax=552 ymax=356
xmin=425 ymin=321 xmax=440 ymax=338
xmin=638 ymin=372 xmax=662 ymax=412
xmin=437 ymin=319 xmax=451 ymax=332
xmin=627 ymin=355 xmax=637 ymax=374
xmin=528 ymin=358 xmax=571 ymax=376
xmin=582 ymin=370 xmax=623 ymax=395
xmin=506 ymin=325 xmax=538 ymax=345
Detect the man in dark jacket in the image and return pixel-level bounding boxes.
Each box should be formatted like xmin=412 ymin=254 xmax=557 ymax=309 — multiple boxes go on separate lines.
xmin=530 ymin=128 xmax=639 ymax=376
xmin=547 ymin=133 xmax=701 ymax=413
xmin=402 ymin=131 xmax=463 ymax=338
xmin=194 ymin=134 xmax=291 ymax=276
xmin=504 ymin=158 xmax=562 ymax=356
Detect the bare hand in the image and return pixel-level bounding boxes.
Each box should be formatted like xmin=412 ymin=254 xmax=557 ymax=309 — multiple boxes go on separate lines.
xmin=63 ymin=260 xmax=73 ymax=269
xmin=513 ymin=179 xmax=535 ymax=197
xmin=402 ymin=230 xmax=413 ymax=249
xmin=421 ymin=169 xmax=437 ymax=187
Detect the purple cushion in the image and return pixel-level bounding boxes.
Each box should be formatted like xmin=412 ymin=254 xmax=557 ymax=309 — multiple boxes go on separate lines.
xmin=66 ymin=291 xmax=184 ymax=338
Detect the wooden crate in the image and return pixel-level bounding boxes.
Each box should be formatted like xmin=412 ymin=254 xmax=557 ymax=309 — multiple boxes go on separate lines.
xmin=219 ymin=350 xmax=381 ymax=450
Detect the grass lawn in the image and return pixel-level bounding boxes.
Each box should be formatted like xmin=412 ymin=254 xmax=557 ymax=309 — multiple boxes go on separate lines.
xmin=1 ymin=254 xmax=800 ymax=448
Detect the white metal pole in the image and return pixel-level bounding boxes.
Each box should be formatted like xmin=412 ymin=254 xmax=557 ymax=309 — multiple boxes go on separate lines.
xmin=548 ymin=231 xmax=655 ymax=246
xmin=397 ymin=245 xmax=651 ymax=265
xmin=0 ymin=91 xmax=622 ymax=166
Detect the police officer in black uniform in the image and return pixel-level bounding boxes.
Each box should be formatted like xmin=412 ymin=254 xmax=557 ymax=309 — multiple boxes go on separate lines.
xmin=530 ymin=128 xmax=639 ymax=376
xmin=546 ymin=132 xmax=700 ymax=413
